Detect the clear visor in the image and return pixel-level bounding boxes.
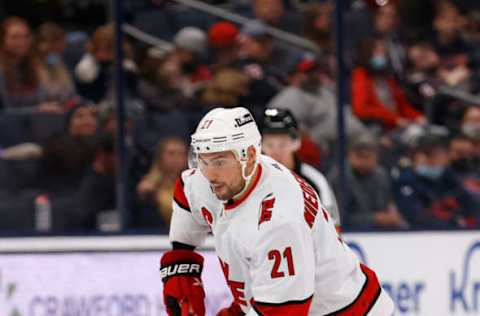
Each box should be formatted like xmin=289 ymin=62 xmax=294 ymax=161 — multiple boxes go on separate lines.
xmin=188 ymin=145 xmax=241 ymax=172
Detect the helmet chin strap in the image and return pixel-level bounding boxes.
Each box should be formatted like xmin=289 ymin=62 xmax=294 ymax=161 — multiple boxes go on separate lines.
xmin=227 ymin=151 xmax=259 ymax=202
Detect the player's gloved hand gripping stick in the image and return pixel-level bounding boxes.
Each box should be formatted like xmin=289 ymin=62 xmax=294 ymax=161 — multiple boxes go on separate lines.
xmin=160 ymin=250 xmax=206 ymax=316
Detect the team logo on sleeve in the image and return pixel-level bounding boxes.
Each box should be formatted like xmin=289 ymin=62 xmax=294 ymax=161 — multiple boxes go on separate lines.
xmin=258 ymin=193 xmax=275 ymax=227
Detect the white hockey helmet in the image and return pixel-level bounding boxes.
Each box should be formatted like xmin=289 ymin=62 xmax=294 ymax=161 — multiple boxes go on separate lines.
xmin=190 ymin=107 xmax=262 ymax=167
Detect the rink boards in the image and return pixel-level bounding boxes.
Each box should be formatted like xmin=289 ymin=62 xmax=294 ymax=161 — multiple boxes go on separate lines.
xmin=0 ymin=231 xmax=479 ymax=316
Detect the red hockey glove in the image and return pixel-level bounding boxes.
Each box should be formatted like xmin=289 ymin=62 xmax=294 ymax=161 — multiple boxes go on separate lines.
xmin=160 ymin=250 xmax=206 ymax=316
xmin=217 ymin=302 xmax=245 ymax=316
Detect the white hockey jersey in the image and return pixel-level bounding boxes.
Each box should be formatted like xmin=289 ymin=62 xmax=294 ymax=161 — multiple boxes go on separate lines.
xmin=170 ymin=155 xmax=395 ymax=316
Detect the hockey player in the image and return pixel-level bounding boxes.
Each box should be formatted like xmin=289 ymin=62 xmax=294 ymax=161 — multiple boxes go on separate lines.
xmin=160 ymin=107 xmax=395 ymax=316
xmin=261 ymin=108 xmax=341 ymax=230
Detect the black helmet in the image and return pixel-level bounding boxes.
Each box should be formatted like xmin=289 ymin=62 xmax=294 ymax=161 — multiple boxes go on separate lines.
xmin=262 ymin=108 xmax=299 ymax=139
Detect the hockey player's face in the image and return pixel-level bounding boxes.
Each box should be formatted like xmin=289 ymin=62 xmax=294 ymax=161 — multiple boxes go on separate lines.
xmin=198 ymin=151 xmax=245 ymax=200
xmin=262 ymin=134 xmax=296 ymax=165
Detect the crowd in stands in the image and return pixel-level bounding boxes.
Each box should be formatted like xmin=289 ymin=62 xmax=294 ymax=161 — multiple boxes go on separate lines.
xmin=0 ymin=0 xmax=479 ymax=234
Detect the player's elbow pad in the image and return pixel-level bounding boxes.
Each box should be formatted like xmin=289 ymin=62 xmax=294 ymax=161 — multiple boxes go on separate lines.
xmin=160 ymin=250 xmax=206 ymax=316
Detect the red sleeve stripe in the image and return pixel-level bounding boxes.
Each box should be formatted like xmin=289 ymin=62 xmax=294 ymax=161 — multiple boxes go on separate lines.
xmin=173 ymin=177 xmax=191 ymax=212
xmin=325 ymin=264 xmax=381 ymax=316
xmin=252 ymin=294 xmax=313 ymax=316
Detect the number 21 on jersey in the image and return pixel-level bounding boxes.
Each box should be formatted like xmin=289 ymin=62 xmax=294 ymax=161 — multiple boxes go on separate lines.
xmin=268 ymin=246 xmax=295 ymax=278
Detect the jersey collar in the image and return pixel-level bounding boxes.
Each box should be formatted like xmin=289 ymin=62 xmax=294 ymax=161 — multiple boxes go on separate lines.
xmin=224 ymin=163 xmax=263 ymax=210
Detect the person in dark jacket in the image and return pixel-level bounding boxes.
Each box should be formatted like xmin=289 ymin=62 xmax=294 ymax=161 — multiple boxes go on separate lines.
xmin=392 ymin=134 xmax=479 ymax=229
xmin=329 ymin=133 xmax=407 ymax=230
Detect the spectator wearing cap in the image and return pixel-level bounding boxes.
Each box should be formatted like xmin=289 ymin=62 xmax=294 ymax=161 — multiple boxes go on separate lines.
xmin=268 ymin=53 xmax=367 ymax=155
xmin=351 ymin=37 xmax=426 ymax=133
xmin=172 ymin=26 xmax=210 ymax=91
xmin=207 ymin=21 xmax=240 ymax=71
xmin=261 ymin=108 xmax=341 ymax=229
xmin=329 ymin=133 xmax=408 ymax=230
xmin=74 ymin=24 xmax=138 ymax=103
xmin=392 ymin=134 xmax=479 ymax=229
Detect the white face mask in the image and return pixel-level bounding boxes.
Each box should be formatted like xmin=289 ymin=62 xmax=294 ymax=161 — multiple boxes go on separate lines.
xmin=462 ymin=123 xmax=480 ymax=139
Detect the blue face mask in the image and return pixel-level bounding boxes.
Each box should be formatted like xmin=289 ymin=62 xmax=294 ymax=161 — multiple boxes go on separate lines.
xmin=370 ymin=55 xmax=388 ymax=71
xmin=46 ymin=53 xmax=61 ymax=66
xmin=415 ymin=165 xmax=445 ymax=180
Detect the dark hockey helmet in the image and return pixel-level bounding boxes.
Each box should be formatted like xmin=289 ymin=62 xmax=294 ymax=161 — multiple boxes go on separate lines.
xmin=262 ymin=108 xmax=300 ymax=139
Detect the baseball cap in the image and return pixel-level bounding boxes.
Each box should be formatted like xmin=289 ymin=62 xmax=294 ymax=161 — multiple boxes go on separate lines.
xmin=295 ymin=53 xmax=319 ymax=73
xmin=349 ymin=133 xmax=378 ymax=151
xmin=174 ymin=27 xmax=207 ymax=56
xmin=208 ymin=21 xmax=239 ymax=49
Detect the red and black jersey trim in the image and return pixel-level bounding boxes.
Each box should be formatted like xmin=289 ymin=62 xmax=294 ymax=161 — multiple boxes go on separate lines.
xmin=325 ymin=263 xmax=381 ymax=316
xmin=252 ymin=294 xmax=313 ymax=316
xmin=173 ymin=177 xmax=191 ymax=212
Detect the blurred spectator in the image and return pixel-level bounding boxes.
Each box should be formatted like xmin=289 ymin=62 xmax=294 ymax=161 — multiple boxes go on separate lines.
xmin=135 ymin=137 xmax=187 ymax=227
xmin=371 ymin=1 xmax=406 ymax=77
xmin=405 ymin=41 xmax=440 ymax=112
xmin=252 ymin=0 xmax=301 ymax=33
xmin=0 ymin=16 xmax=53 ymax=110
xmin=236 ymin=20 xmax=289 ymax=117
xmin=461 ymin=106 xmax=480 ymax=143
xmin=1 ymin=102 xmax=98 ymax=162
xmin=351 ymin=37 xmax=425 ymax=133
xmin=392 ymin=134 xmax=479 ymax=229
xmin=74 ymin=24 xmax=138 ymax=103
xmin=201 ymin=67 xmax=250 ymax=108
xmin=303 ymin=1 xmax=336 ymax=82
xmin=329 ymin=133 xmax=407 ymax=230
xmin=449 ymin=133 xmax=480 ymax=204
xmin=303 ymin=1 xmax=334 ymax=54
xmin=35 ymin=22 xmax=76 ymax=103
xmin=137 ymin=50 xmax=186 ymax=112
xmin=207 ymin=21 xmax=240 ymax=71
xmin=269 ymin=53 xmax=367 ymax=154
xmin=261 ymin=108 xmax=340 ymax=228
xmin=449 ymin=133 xmax=480 ymax=177
xmin=171 ymin=26 xmax=211 ymax=98
xmin=60 ymin=133 xmax=116 ymax=230
xmin=431 ymin=1 xmax=470 ymax=60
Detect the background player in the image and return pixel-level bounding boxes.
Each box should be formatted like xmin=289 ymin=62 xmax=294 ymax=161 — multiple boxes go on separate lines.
xmin=261 ymin=108 xmax=341 ymax=230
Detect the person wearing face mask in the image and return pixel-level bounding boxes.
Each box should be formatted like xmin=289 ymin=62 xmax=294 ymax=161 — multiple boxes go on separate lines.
xmin=392 ymin=134 xmax=479 ymax=229
xmin=328 ymin=133 xmax=408 ymax=230
xmin=351 ymin=37 xmax=426 ymax=133
xmin=35 ymin=22 xmax=75 ymax=103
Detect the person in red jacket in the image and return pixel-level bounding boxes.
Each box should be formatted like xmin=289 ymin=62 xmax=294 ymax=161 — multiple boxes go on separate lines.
xmin=351 ymin=37 xmax=426 ymax=131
